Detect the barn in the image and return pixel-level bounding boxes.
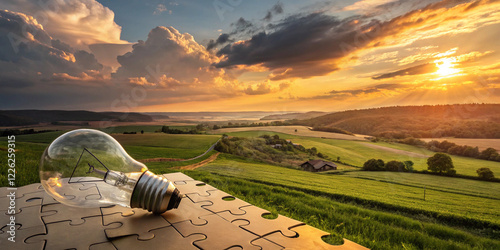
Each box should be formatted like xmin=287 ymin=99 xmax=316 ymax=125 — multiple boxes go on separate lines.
xmin=300 ymin=160 xmax=337 ymax=172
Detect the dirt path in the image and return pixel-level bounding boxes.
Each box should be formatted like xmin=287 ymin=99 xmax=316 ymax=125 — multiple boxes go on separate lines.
xmin=363 ymin=143 xmax=429 ymax=158
xmin=177 ymin=152 xmax=220 ymax=170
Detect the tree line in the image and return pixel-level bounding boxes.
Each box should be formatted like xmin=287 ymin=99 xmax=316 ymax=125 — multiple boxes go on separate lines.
xmin=399 ymin=138 xmax=500 ymax=162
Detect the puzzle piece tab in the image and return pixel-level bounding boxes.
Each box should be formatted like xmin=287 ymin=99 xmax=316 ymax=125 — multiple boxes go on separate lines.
xmin=265 ymin=225 xmax=369 ymax=250
xmin=173 ymin=180 xmax=217 ymax=196
xmin=42 ymin=203 xmax=103 ymax=225
xmin=112 ymin=226 xmax=204 ymax=250
xmin=188 ymin=190 xmax=251 ymax=215
xmin=174 ymin=213 xmax=260 ymax=250
xmin=103 ymin=208 xmax=171 ymax=240
xmin=161 ymin=197 xmax=212 ymax=225
xmin=26 ymin=216 xmax=117 ymax=250
xmin=0 ymin=225 xmax=45 ymax=250
xmin=218 ymin=205 xmax=304 ymax=237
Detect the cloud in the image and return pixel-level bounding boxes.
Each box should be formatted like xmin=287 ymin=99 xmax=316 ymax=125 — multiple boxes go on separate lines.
xmin=373 ymin=63 xmax=438 ymax=79
xmin=212 ymin=0 xmax=500 ymax=80
xmin=154 ymin=4 xmax=172 ymax=15
xmin=301 ymin=83 xmax=407 ymax=101
xmin=263 ymin=2 xmax=284 ymax=21
xmin=0 ymin=0 xmax=128 ymax=50
xmin=0 ymin=10 xmax=104 ymax=85
xmin=112 ymin=26 xmax=247 ymax=97
xmin=343 ymin=0 xmax=398 ymax=12
xmin=244 ymin=81 xmax=291 ymax=95
xmin=207 ymin=33 xmax=233 ymax=51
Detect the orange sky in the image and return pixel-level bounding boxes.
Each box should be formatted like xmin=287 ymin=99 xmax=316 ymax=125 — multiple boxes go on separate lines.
xmin=0 ymin=0 xmax=499 ymax=112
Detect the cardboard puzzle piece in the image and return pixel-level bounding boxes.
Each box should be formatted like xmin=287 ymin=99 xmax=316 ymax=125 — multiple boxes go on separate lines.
xmin=111 ymin=225 xmax=204 ymax=250
xmin=163 ymin=172 xmax=194 ymax=182
xmin=174 ymin=213 xmax=261 ymax=250
xmin=161 ymin=197 xmax=212 ymax=225
xmin=218 ymin=205 xmax=304 ymax=237
xmin=89 ymin=241 xmax=117 ymax=250
xmin=264 ymin=225 xmax=369 ymax=250
xmin=100 ymin=205 xmax=135 ymax=217
xmin=173 ymin=180 xmax=217 ymax=196
xmin=251 ymin=237 xmax=284 ymax=250
xmin=26 ymin=216 xmax=118 ymax=250
xmin=42 ymin=203 xmax=103 ymax=225
xmin=0 ymin=205 xmax=55 ymax=230
xmin=103 ymin=208 xmax=171 ymax=240
xmin=62 ymin=182 xmax=101 ymax=201
xmin=0 ymin=225 xmax=45 ymax=250
xmin=188 ymin=190 xmax=251 ymax=215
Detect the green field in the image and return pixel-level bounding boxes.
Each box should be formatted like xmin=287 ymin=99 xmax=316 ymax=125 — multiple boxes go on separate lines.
xmin=2 ymin=127 xmax=500 ymax=249
xmin=218 ymin=130 xmax=500 ymax=177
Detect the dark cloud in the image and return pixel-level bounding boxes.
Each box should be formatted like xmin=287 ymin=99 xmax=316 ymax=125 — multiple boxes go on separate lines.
xmin=263 ymin=2 xmax=284 ymax=21
xmin=372 ymin=63 xmax=437 ymax=80
xmin=207 ymin=33 xmax=233 ymax=51
xmin=0 ymin=10 xmax=103 ymax=85
xmin=212 ymin=0 xmax=494 ymax=80
xmin=216 ymin=13 xmax=342 ymax=66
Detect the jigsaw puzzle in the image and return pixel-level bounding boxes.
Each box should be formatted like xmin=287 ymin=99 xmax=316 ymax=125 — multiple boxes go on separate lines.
xmin=188 ymin=189 xmax=251 ymax=215
xmin=0 ymin=172 xmax=369 ymax=249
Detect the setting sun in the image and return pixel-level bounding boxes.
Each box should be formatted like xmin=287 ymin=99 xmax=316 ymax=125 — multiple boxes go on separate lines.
xmin=434 ymin=57 xmax=461 ymax=78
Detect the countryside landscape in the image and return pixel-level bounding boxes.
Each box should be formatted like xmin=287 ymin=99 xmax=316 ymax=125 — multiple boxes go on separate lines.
xmin=1 ymin=104 xmax=499 ymax=249
xmin=1 ymin=0 xmax=500 ymax=249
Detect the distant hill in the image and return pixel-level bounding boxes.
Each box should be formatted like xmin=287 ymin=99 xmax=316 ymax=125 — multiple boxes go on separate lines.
xmin=0 ymin=110 xmax=153 ymax=126
xmin=296 ymin=104 xmax=500 ymax=139
xmin=261 ymin=111 xmax=327 ymax=120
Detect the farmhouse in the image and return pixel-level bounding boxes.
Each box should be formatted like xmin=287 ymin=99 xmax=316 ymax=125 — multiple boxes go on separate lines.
xmin=300 ymin=160 xmax=337 ymax=172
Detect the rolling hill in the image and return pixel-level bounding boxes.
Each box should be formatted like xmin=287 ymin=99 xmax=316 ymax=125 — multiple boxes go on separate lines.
xmin=0 ymin=110 xmax=153 ymax=126
xmin=296 ymin=104 xmax=500 ymax=138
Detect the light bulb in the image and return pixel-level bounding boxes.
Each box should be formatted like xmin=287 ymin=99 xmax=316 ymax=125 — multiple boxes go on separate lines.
xmin=39 ymin=129 xmax=183 ymax=214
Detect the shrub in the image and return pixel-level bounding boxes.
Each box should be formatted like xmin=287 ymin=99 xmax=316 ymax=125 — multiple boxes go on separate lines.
xmin=476 ymin=168 xmax=495 ymax=180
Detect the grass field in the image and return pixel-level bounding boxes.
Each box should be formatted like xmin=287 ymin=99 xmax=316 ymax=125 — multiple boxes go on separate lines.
xmin=187 ymin=170 xmax=500 ymax=249
xmin=2 ymin=127 xmax=500 ymax=249
xmin=220 ymin=130 xmax=500 ymax=177
xmin=200 ymin=154 xmax=500 ymax=225
xmin=212 ymin=125 xmax=366 ymax=141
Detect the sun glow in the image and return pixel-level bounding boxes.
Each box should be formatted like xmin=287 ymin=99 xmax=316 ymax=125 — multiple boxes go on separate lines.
xmin=434 ymin=57 xmax=461 ymax=78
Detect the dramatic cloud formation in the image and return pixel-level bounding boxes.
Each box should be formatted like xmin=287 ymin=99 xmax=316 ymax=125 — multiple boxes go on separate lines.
xmin=0 ymin=10 xmax=104 ymax=88
xmin=112 ymin=26 xmax=256 ymax=100
xmin=0 ymin=0 xmax=127 ymax=50
xmin=212 ymin=0 xmax=500 ymax=80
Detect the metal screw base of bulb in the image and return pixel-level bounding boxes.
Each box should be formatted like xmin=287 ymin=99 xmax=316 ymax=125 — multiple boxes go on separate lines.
xmin=130 ymin=171 xmax=183 ymax=214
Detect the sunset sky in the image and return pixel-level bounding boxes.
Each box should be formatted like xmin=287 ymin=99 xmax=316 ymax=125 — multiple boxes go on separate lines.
xmin=0 ymin=0 xmax=499 ymax=112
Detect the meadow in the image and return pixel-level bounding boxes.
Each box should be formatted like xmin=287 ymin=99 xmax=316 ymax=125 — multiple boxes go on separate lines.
xmin=1 ymin=127 xmax=499 ymax=249
xmin=216 ymin=130 xmax=500 ymax=177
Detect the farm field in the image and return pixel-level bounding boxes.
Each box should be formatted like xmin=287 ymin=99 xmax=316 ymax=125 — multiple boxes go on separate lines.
xmin=219 ymin=130 xmax=500 ymax=177
xmin=212 ymin=125 xmax=366 ymax=141
xmin=200 ymin=154 xmax=500 ymax=225
xmin=1 ymin=127 xmax=500 ymax=249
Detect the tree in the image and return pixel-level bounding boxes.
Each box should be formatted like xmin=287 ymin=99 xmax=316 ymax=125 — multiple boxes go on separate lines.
xmin=427 ymin=153 xmax=455 ymax=174
xmin=479 ymin=148 xmax=498 ymax=160
xmin=385 ymin=160 xmax=405 ymax=172
xmin=403 ymin=161 xmax=414 ymax=172
xmin=141 ymin=130 xmax=144 ymax=134
xmin=476 ymin=168 xmax=494 ymax=180
xmin=363 ymin=159 xmax=385 ymax=171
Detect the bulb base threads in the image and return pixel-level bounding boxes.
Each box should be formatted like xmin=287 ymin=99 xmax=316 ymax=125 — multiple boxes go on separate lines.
xmin=130 ymin=171 xmax=183 ymax=214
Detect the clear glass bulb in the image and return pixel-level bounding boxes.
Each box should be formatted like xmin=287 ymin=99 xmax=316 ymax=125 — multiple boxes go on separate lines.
xmin=39 ymin=129 xmax=183 ymax=214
